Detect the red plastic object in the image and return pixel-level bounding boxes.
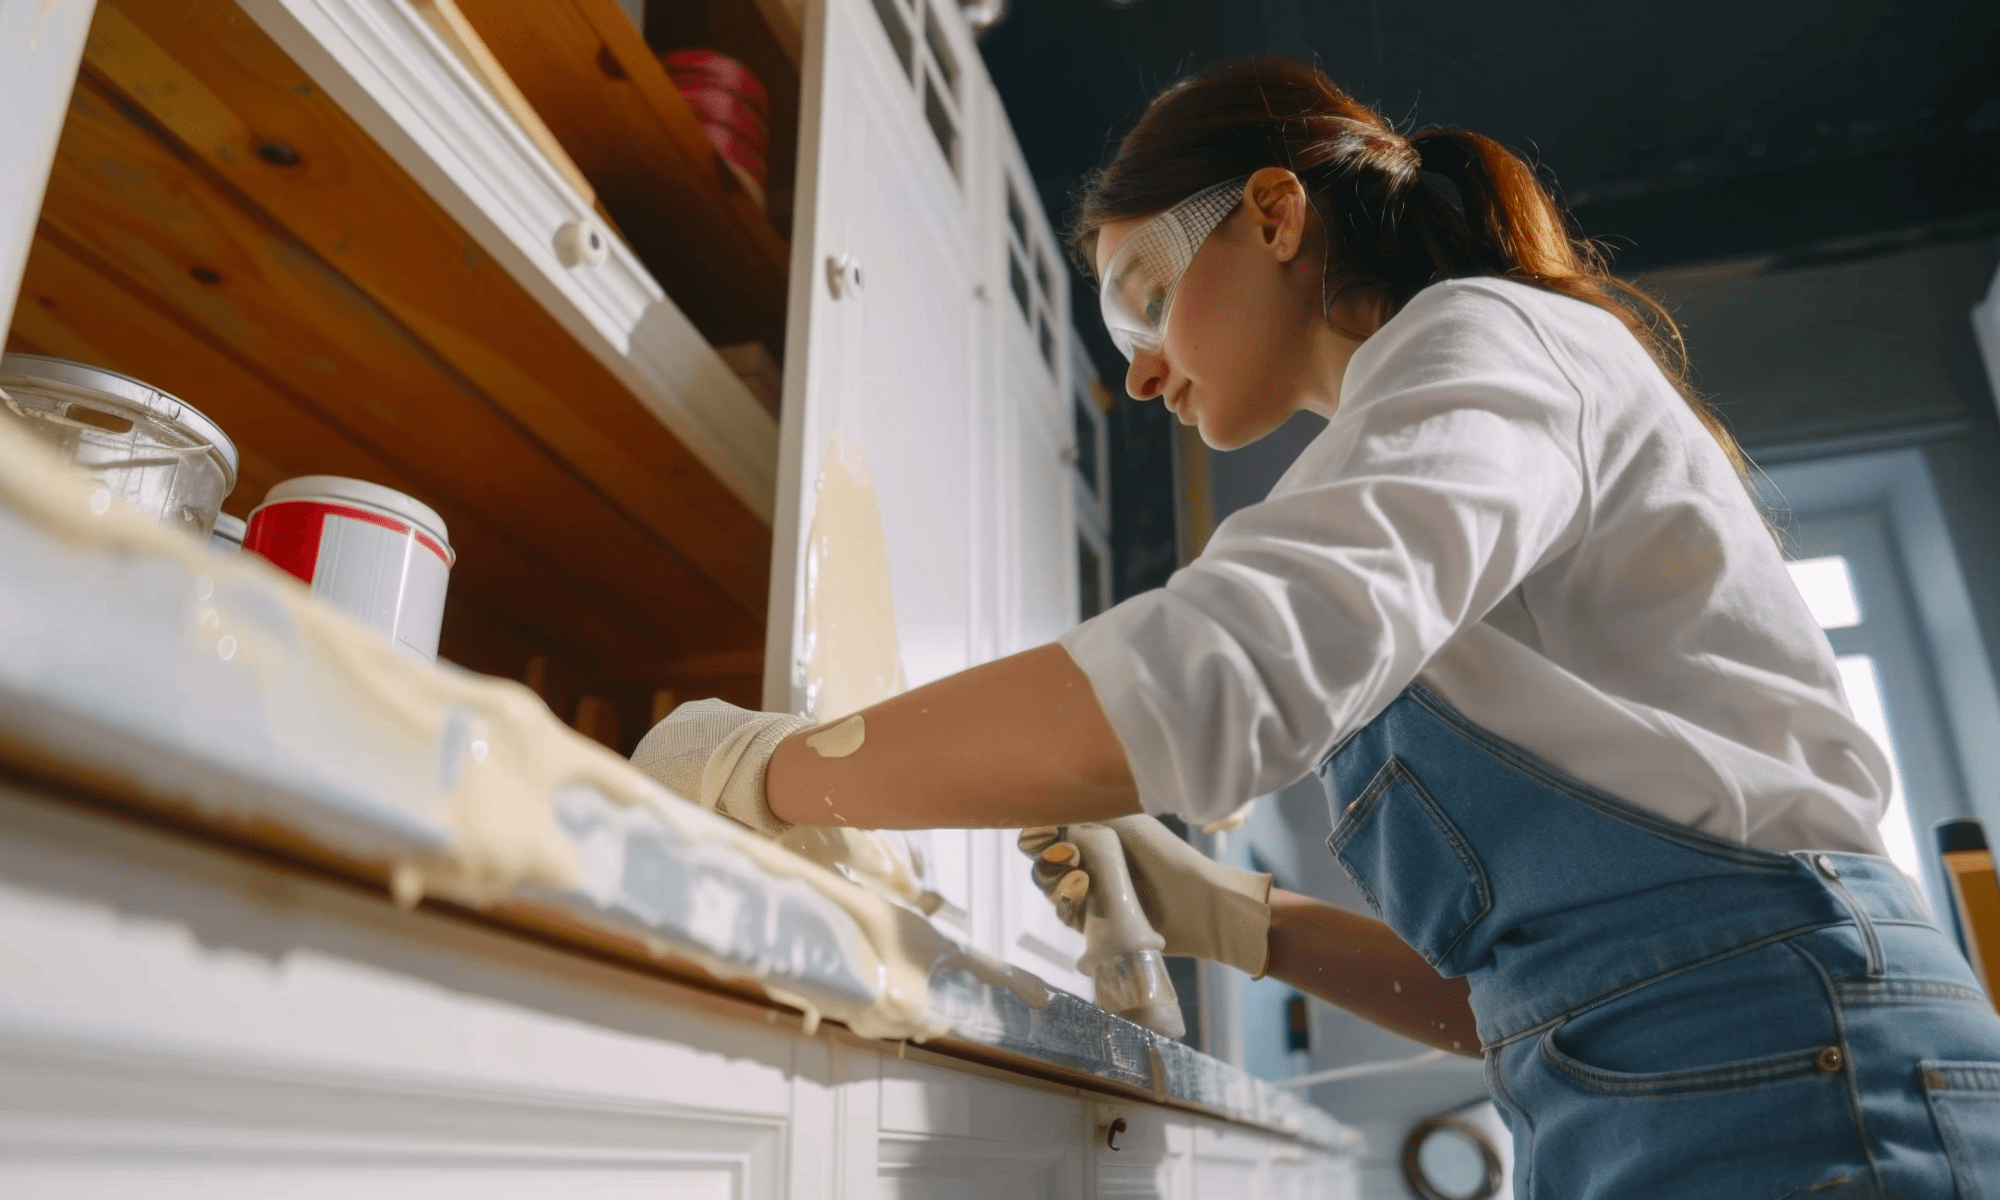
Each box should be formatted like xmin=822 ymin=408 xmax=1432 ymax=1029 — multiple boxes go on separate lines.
xmin=659 ymin=48 xmax=769 ymax=118
xmin=659 ymin=48 xmax=772 ymax=194
xmin=676 ymin=82 xmax=769 ymax=153
xmin=701 ymin=122 xmax=768 ymax=186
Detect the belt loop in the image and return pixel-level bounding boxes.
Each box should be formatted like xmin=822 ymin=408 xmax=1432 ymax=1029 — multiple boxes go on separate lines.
xmin=1798 ymin=852 xmax=1884 ymax=977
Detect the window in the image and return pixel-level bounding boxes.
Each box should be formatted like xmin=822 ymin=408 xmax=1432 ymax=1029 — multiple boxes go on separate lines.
xmin=1785 ymin=552 xmax=1929 ymax=907
xmin=922 ymin=1 xmax=958 ymax=99
xmin=1002 ymin=171 xmax=1060 ymax=378
xmin=1072 ymin=391 xmax=1099 ymax=492
xmin=1077 ymin=536 xmax=1105 ymax=617
xmin=922 ymin=69 xmax=957 ymax=170
xmin=1071 ymin=360 xmax=1112 ymax=618
xmin=866 ymin=0 xmax=960 ymax=180
xmin=1763 ymin=449 xmax=2000 ymax=923
xmin=867 ymin=0 xmax=913 ymax=76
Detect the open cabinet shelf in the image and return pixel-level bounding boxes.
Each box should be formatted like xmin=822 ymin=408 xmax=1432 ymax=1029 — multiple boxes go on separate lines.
xmin=4 ymin=0 xmax=777 ymax=750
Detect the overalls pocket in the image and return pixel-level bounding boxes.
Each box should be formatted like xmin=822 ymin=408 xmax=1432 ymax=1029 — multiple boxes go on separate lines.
xmin=1326 ymin=756 xmax=1491 ymax=969
xmin=1922 ymin=1060 xmax=2000 ymax=1198
xmin=1537 ymin=1025 xmax=1834 ymax=1098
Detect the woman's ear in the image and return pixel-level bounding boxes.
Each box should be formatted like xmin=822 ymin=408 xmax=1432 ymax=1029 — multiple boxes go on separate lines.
xmin=1244 ymin=166 xmax=1308 ymax=264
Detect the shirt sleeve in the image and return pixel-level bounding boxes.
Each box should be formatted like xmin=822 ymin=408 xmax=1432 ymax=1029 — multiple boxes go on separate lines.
xmin=1061 ymin=283 xmax=1594 ymax=823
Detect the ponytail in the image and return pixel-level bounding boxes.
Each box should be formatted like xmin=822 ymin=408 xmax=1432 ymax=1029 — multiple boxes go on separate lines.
xmin=1072 ymin=58 xmax=1750 ymax=480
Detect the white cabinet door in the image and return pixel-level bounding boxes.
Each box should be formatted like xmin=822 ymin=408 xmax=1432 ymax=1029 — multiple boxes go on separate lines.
xmin=769 ymin=0 xmax=1088 ymax=987
xmin=0 ymin=0 xmax=96 ymax=337
xmin=0 ymin=784 xmax=807 ymax=1200
xmin=765 ymin=0 xmax=983 ymax=942
xmin=1089 ymin=1100 xmax=1195 ymax=1200
xmin=989 ymin=128 xmax=1090 ymax=999
xmin=877 ymin=1056 xmax=1084 ymax=1198
xmin=1006 ymin=355 xmax=1079 ymax=648
xmin=981 ymin=123 xmax=1076 ymax=656
xmin=766 ymin=0 xmax=984 ymax=719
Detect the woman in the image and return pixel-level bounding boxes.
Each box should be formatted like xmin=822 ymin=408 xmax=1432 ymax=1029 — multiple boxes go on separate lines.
xmin=637 ymin=58 xmax=2000 ymax=1196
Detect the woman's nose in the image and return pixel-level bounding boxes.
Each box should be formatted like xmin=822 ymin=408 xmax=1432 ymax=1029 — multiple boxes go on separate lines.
xmin=1125 ymin=349 xmax=1166 ymax=401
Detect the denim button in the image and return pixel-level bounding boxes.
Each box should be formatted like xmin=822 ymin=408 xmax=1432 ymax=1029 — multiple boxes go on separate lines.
xmin=1817 ymin=1046 xmax=1844 ymax=1072
xmin=1814 ymin=854 xmax=1838 ymax=879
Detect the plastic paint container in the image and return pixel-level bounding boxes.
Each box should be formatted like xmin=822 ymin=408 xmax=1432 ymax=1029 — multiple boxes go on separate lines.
xmin=244 ymin=476 xmax=455 ymax=662
xmin=0 ymin=353 xmax=238 ymax=538
xmin=210 ymin=512 xmax=246 ymax=552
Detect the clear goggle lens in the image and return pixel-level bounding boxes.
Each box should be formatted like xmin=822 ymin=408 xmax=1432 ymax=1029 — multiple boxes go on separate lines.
xmin=1098 ymin=177 xmax=1247 ymax=360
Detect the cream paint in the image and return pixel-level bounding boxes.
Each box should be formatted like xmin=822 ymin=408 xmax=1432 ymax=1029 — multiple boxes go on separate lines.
xmin=0 ymin=418 xmax=1047 ymax=1041
xmin=801 ymin=435 xmax=905 ymax=722
xmin=805 ymin=713 xmax=866 ymax=758
xmin=785 ymin=435 xmax=943 ymax=919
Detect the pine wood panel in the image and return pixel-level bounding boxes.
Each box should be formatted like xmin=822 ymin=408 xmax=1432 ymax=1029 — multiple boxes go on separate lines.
xmin=451 ymin=0 xmax=793 ymax=352
xmin=83 ymin=1 xmax=773 ymax=619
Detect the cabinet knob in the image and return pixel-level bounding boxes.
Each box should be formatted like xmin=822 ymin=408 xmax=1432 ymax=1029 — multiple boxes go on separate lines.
xmin=553 ymin=219 xmax=609 ymax=268
xmin=826 ymin=254 xmax=864 ymax=299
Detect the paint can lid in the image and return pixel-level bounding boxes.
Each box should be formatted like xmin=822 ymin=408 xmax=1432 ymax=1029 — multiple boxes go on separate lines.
xmin=257 ymin=475 xmax=452 ymax=559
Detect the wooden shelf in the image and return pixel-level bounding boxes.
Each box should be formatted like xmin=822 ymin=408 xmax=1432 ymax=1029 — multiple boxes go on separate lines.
xmin=453 ymin=0 xmax=796 ymax=355
xmin=6 ymin=0 xmax=774 ymax=747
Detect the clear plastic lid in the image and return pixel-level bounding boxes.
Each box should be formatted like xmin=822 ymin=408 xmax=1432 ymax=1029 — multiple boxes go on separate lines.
xmin=0 ymin=354 xmax=238 ymax=488
xmin=0 ymin=354 xmax=240 ymax=538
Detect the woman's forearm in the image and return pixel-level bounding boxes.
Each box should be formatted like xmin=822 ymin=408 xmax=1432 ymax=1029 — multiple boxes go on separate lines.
xmin=763 ymin=651 xmax=1476 ymax=1056
xmin=1266 ymin=889 xmax=1480 ymax=1057
xmin=766 ymin=644 xmax=1142 ymax=829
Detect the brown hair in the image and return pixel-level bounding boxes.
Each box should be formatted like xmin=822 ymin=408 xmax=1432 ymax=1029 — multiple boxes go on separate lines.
xmin=1072 ymin=57 xmax=1749 ymax=478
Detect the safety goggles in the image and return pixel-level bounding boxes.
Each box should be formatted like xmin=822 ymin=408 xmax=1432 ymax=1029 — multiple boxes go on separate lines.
xmin=1098 ymin=176 xmax=1248 ymax=360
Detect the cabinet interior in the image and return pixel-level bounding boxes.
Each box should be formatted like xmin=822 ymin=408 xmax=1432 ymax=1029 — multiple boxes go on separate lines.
xmin=4 ymin=0 xmax=802 ymax=753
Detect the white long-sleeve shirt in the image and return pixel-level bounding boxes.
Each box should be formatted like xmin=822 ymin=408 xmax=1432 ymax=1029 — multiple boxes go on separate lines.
xmin=1062 ymin=277 xmax=1893 ymax=854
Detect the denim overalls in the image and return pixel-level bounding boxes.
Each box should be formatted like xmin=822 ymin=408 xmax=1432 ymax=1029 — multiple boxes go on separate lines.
xmin=1317 ymin=682 xmax=2000 ymax=1198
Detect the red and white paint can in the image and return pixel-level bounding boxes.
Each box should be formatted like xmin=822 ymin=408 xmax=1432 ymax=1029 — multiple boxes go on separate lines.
xmin=244 ymin=476 xmax=455 ymax=662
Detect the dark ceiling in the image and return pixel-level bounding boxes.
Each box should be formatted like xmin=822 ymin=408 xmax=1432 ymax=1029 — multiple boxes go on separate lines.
xmin=978 ymin=0 xmax=2000 ymax=272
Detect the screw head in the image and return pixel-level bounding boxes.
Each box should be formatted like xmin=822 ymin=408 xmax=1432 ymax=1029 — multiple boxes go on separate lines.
xmin=255 ymin=140 xmax=302 ymax=167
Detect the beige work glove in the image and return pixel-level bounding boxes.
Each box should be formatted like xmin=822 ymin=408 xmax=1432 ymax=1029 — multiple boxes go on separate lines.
xmin=631 ymin=699 xmax=811 ymax=837
xmin=1019 ymin=815 xmax=1273 ymax=978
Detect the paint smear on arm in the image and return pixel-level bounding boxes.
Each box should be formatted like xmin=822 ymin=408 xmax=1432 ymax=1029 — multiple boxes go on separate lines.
xmin=806 ymin=713 xmax=866 ymax=758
